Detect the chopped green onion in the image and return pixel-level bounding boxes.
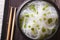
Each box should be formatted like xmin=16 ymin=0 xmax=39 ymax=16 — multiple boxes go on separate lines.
xmin=43 ymin=13 xmax=46 ymax=16
xmin=25 ymin=14 xmax=29 ymax=17
xmin=38 ymin=28 xmax=40 ymax=30
xmin=55 ymin=18 xmax=58 ymax=23
xmin=31 ymin=14 xmax=34 ymax=17
xmin=31 ymin=28 xmax=34 ymax=31
xmin=39 ymin=18 xmax=42 ymax=21
xmin=48 ymin=18 xmax=52 ymax=24
xmin=47 ymin=11 xmax=50 ymax=14
xmin=42 ymin=4 xmax=48 ymax=10
xmin=19 ymin=20 xmax=22 ymax=28
xmin=36 ymin=25 xmax=40 ymax=29
xmin=52 ymin=28 xmax=56 ymax=33
xmin=24 ymin=18 xmax=28 ymax=23
xmin=20 ymin=17 xmax=24 ymax=21
xmin=24 ymin=24 xmax=26 ymax=28
xmin=33 ymin=20 xmax=36 ymax=23
xmin=31 ymin=28 xmax=36 ymax=34
xmin=45 ymin=34 xmax=49 ymax=38
xmin=19 ymin=17 xmax=24 ymax=28
xmin=39 ymin=34 xmax=44 ymax=40
xmin=47 ymin=29 xmax=50 ymax=31
xmin=36 ymin=25 xmax=39 ymax=27
xmin=43 ymin=18 xmax=46 ymax=20
xmin=42 ymin=27 xmax=46 ymax=32
xmin=28 ymin=25 xmax=31 ymax=28
xmin=29 ymin=4 xmax=36 ymax=12
xmin=37 ymin=12 xmax=38 ymax=14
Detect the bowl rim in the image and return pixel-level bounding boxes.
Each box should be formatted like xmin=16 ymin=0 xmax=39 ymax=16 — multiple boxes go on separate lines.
xmin=16 ymin=0 xmax=60 ymax=40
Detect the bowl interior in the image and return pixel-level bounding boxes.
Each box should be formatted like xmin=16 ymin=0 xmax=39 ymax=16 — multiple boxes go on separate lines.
xmin=16 ymin=0 xmax=60 ymax=40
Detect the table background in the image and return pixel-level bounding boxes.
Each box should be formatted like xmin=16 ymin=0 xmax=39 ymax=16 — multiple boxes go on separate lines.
xmin=1 ymin=0 xmax=60 ymax=40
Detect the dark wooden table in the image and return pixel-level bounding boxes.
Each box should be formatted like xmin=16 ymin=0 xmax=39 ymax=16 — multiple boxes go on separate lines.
xmin=1 ymin=0 xmax=60 ymax=40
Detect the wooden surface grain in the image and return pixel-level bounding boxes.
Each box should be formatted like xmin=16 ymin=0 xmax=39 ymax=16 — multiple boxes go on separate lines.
xmin=1 ymin=0 xmax=60 ymax=40
xmin=9 ymin=0 xmax=60 ymax=40
xmin=9 ymin=0 xmax=60 ymax=9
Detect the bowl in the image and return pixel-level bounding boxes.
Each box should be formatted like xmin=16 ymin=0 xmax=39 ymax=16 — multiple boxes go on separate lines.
xmin=16 ymin=0 xmax=60 ymax=40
